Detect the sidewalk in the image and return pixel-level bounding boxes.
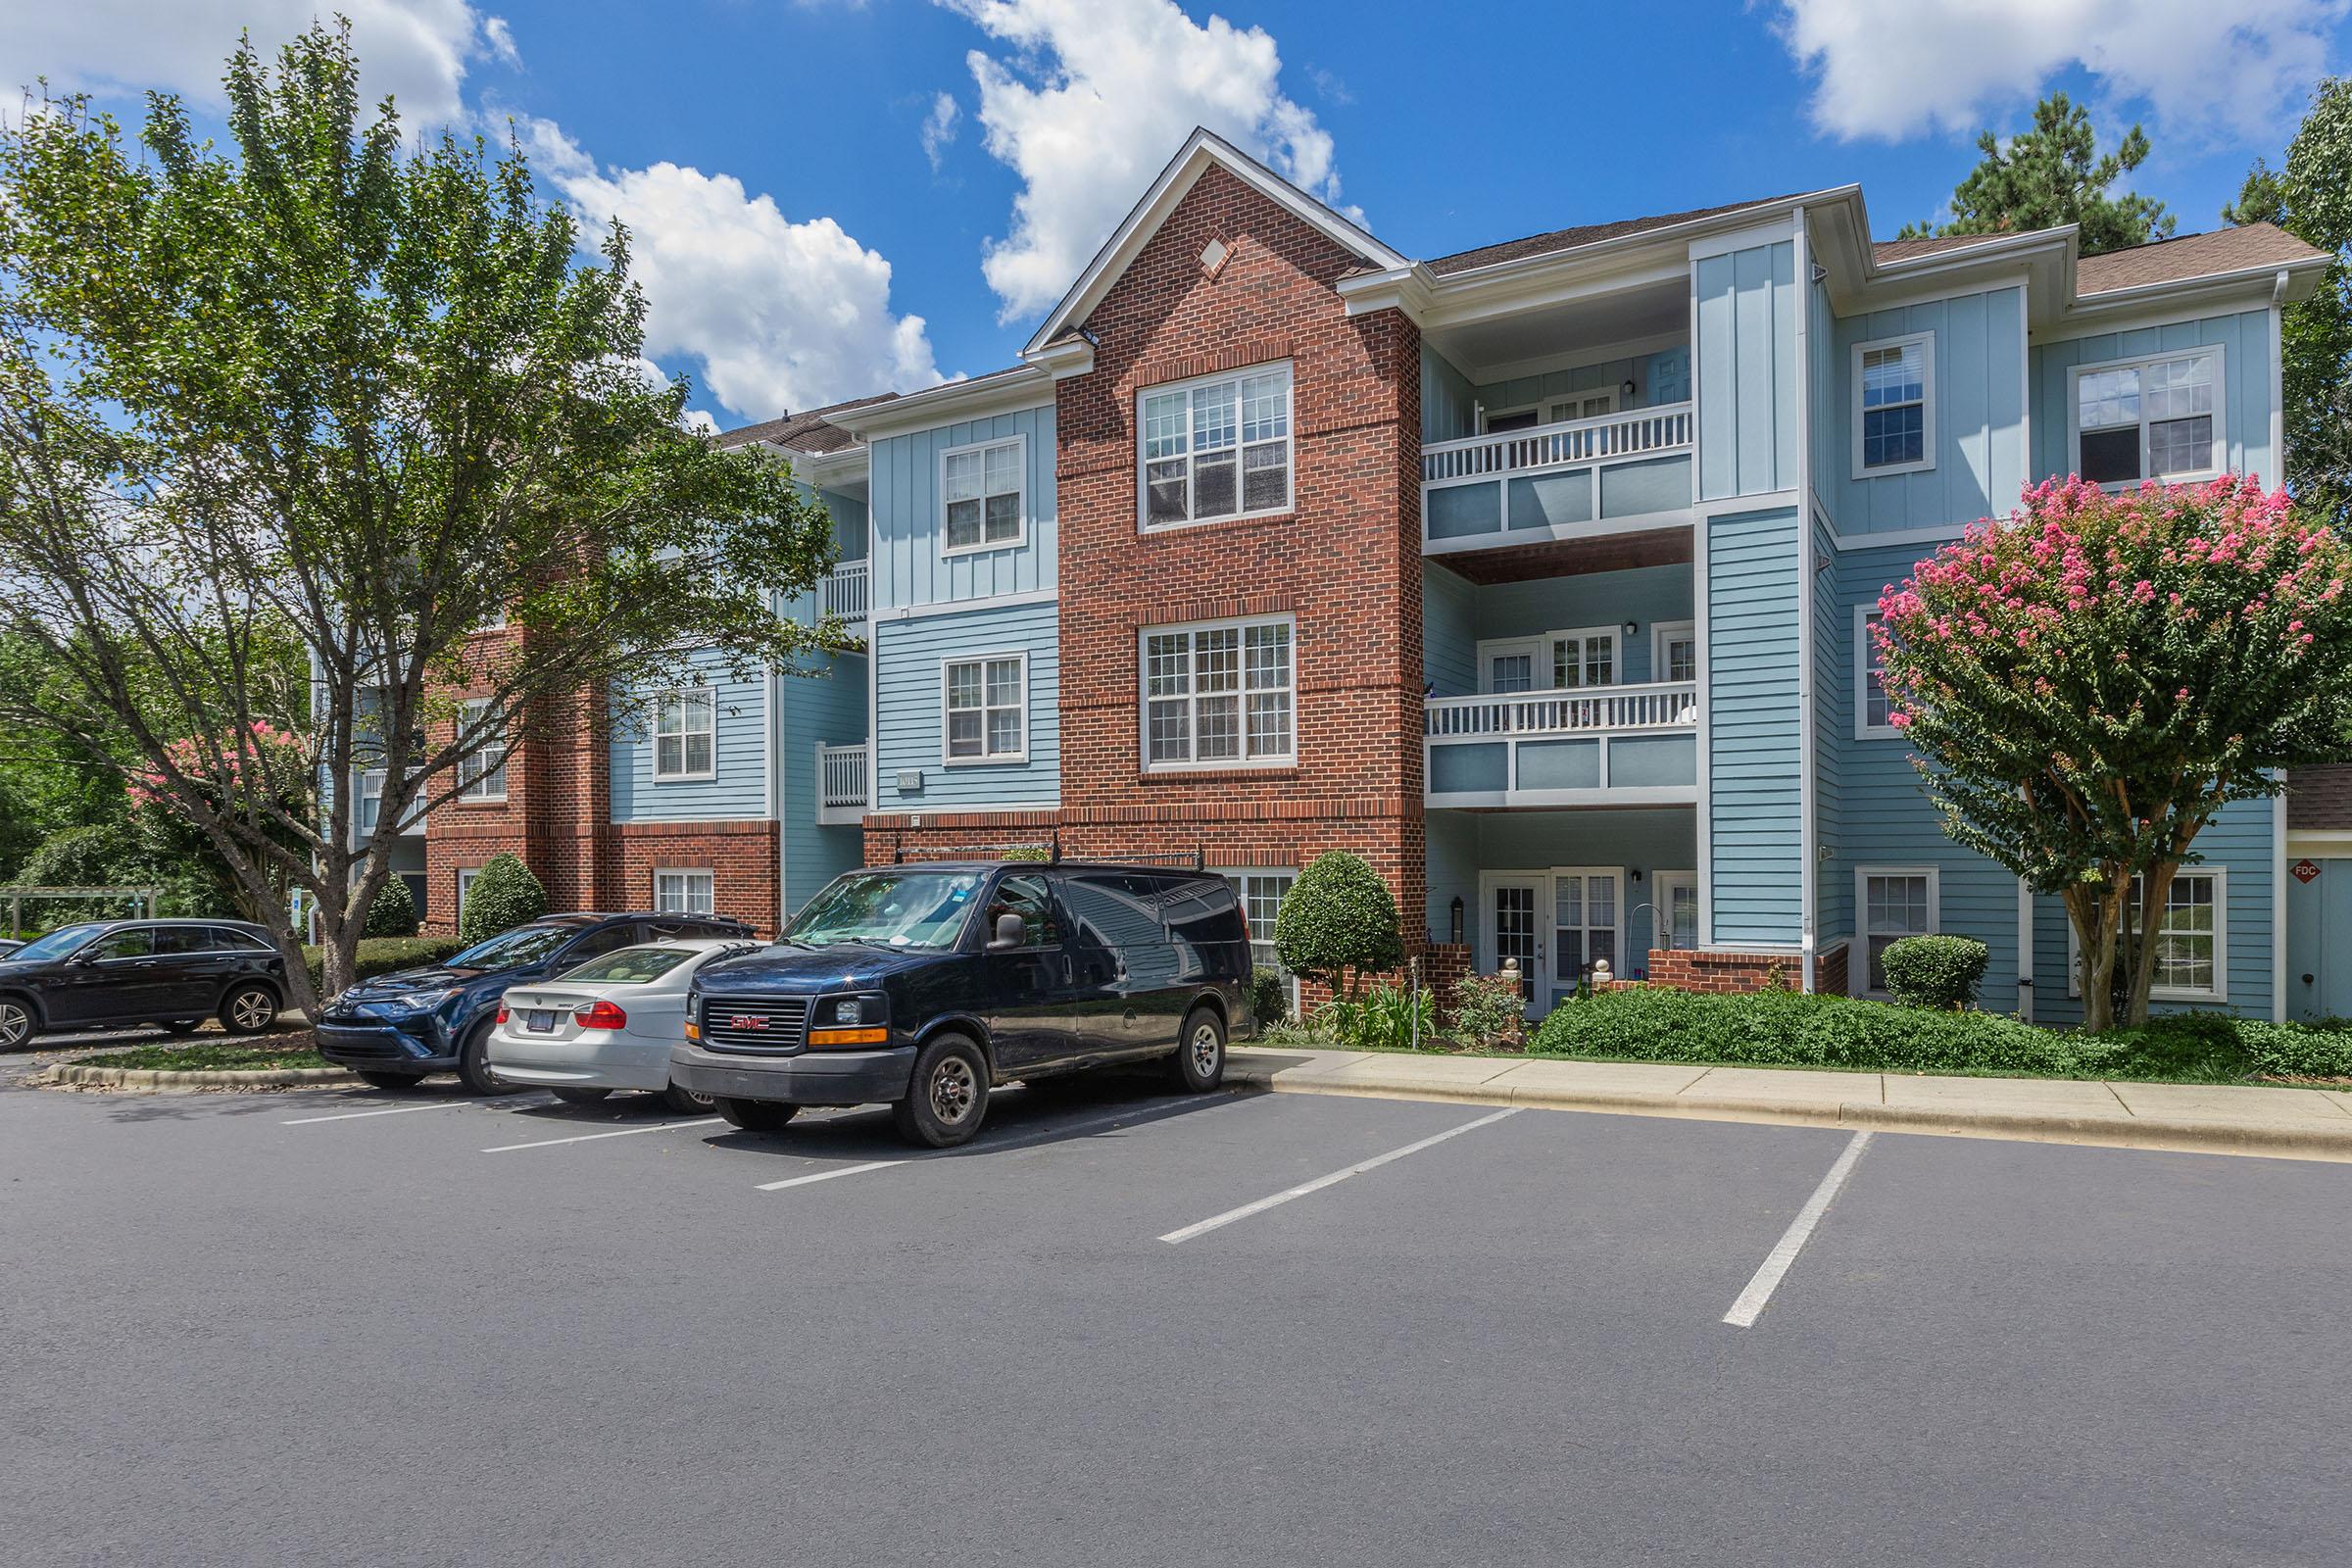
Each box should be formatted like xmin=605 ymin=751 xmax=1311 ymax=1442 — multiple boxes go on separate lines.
xmin=1226 ymin=1046 xmax=2352 ymax=1163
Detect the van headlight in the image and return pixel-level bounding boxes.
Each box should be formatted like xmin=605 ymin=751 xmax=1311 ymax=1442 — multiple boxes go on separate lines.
xmin=808 ymin=993 xmax=888 ymax=1048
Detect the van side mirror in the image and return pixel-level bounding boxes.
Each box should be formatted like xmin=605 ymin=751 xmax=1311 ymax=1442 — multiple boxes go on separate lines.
xmin=987 ymin=912 xmax=1025 ymax=952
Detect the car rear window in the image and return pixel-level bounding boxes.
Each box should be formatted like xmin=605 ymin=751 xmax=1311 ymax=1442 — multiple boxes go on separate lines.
xmin=561 ymin=946 xmax=698 ymax=985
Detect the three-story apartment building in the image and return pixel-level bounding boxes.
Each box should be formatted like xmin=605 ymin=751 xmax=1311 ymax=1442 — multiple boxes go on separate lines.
xmin=419 ymin=128 xmax=2339 ymax=1023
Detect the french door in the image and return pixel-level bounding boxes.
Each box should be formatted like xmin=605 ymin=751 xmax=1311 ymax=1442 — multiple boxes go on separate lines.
xmin=1549 ymin=868 xmax=1622 ymax=1006
xmin=1483 ymin=869 xmax=1625 ymax=1016
xmin=1485 ymin=877 xmax=1544 ymax=1011
xmin=1654 ymin=871 xmax=1698 ymax=951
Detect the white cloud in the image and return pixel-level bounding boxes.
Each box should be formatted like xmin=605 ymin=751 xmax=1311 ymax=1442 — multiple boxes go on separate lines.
xmin=936 ymin=0 xmax=1351 ymax=321
xmin=0 ymin=1 xmax=517 ymax=130
xmin=1775 ymin=0 xmax=2345 ymax=144
xmin=525 ymin=119 xmax=943 ymax=424
xmin=921 ymin=91 xmax=961 ymax=171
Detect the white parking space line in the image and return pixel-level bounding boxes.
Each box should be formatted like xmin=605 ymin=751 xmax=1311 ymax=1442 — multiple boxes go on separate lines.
xmin=758 ymin=1159 xmax=904 ymax=1191
xmin=1159 ymin=1106 xmax=1522 ymax=1245
xmin=752 ymin=1097 xmax=1233 ymax=1193
xmin=482 ymin=1116 xmax=724 ymax=1153
xmin=282 ymin=1102 xmax=466 ymax=1125
xmin=1722 ymin=1130 xmax=1874 ymax=1329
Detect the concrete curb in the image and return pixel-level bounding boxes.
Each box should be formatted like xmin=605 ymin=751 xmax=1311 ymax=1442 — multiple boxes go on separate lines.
xmin=37 ymin=1061 xmax=356 ymax=1093
xmin=1224 ymin=1057 xmax=2352 ymax=1163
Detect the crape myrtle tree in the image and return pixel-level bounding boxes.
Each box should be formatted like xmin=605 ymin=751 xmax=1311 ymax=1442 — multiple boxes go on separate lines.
xmin=0 ymin=23 xmax=841 ymax=1008
xmin=1874 ymin=477 xmax=2352 ymax=1032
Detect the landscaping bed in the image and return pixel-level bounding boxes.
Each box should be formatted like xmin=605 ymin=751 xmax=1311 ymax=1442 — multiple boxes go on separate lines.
xmin=74 ymin=1035 xmax=329 ymax=1073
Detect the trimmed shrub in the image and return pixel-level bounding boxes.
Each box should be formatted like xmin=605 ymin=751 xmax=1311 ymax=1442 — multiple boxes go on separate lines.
xmin=457 ymin=853 xmax=545 ymax=946
xmin=2231 ymin=1018 xmax=2352 ymax=1079
xmin=1274 ymin=852 xmax=1403 ymax=999
xmin=304 ymin=934 xmax=470 ymax=997
xmin=1247 ymin=967 xmax=1290 ymax=1034
xmin=1447 ymin=972 xmax=1526 ymax=1052
xmin=1881 ymin=934 xmax=1990 ymax=1010
xmin=363 ymin=876 xmax=419 ymax=938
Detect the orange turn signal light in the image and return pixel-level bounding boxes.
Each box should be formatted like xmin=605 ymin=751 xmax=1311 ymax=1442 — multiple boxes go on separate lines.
xmin=808 ymin=1026 xmax=889 ymax=1047
xmin=683 ymin=1019 xmax=701 ymax=1042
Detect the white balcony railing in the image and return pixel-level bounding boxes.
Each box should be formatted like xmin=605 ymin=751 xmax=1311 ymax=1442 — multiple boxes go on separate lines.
xmin=816 ymin=742 xmax=868 ymax=825
xmin=1422 ymin=402 xmax=1694 ymax=552
xmin=1424 ymin=680 xmax=1698 ymax=807
xmin=821 ymin=559 xmax=869 ymax=621
xmin=1424 ymin=681 xmax=1698 ymax=740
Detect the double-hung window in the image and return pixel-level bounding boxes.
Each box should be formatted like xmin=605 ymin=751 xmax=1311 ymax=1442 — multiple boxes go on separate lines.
xmin=2069 ymin=870 xmax=2227 ymax=1003
xmin=654 ymin=868 xmax=715 ymax=916
xmin=2073 ymin=349 xmax=2223 ymax=486
xmin=1854 ymin=333 xmax=1935 ymax=476
xmin=1143 ymin=616 xmax=1295 ymax=769
xmin=942 ymin=436 xmax=1025 ymax=553
xmin=1223 ymin=869 xmax=1299 ymax=1010
xmin=654 ymin=688 xmax=716 ymax=780
xmin=1857 ymin=868 xmax=1936 ymax=996
xmin=1855 ymin=608 xmax=1896 ymax=737
xmin=1652 ymin=622 xmax=1697 ymax=685
xmin=943 ymin=655 xmax=1026 ymax=763
xmin=457 ymin=699 xmax=507 ymax=801
xmin=1551 ymin=629 xmax=1617 ymax=689
xmin=1140 ymin=364 xmax=1293 ymax=528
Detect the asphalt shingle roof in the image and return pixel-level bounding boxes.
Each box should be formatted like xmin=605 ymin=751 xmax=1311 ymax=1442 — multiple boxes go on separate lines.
xmin=1424 ymin=194 xmax=1811 ymax=277
xmin=2073 ymin=223 xmax=2326 ymax=294
xmin=712 ymin=391 xmax=901 ymax=454
xmin=2289 ymin=764 xmax=2352 ymax=832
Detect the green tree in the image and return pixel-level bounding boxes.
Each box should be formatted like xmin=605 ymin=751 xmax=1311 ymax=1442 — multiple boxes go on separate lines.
xmin=1899 ymin=93 xmax=2173 ymax=256
xmin=458 ymin=853 xmax=545 ymax=945
xmin=2226 ymin=78 xmax=2352 ymax=531
xmin=0 ymin=23 xmax=841 ymax=1008
xmin=1274 ymin=852 xmax=1405 ymax=1002
xmin=1875 ymin=477 xmax=2352 ymax=1031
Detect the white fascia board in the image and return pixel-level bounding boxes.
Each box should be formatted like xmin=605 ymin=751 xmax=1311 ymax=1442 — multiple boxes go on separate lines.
xmin=785 ymin=446 xmax=868 ymax=490
xmin=834 ymin=366 xmax=1054 ymax=440
xmin=2055 ymin=253 xmax=2333 ymax=331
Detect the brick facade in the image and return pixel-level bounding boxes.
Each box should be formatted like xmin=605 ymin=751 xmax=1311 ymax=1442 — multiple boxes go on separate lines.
xmin=1640 ymin=948 xmax=1799 ymax=995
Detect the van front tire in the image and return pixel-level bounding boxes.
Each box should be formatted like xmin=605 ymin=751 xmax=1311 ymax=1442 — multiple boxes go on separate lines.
xmin=1168 ymin=1006 xmax=1226 ymax=1093
xmin=713 ymin=1097 xmax=799 ymax=1133
xmin=893 ymin=1033 xmax=990 ymax=1149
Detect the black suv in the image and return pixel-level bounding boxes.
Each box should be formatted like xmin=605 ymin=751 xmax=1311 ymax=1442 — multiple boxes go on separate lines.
xmin=671 ymin=861 xmax=1252 ymax=1148
xmin=316 ymin=911 xmax=753 ymax=1092
xmin=0 ymin=919 xmax=289 ymax=1050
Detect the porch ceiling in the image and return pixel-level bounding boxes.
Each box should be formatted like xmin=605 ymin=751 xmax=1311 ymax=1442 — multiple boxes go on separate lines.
xmin=1434 ymin=525 xmax=1692 ymax=585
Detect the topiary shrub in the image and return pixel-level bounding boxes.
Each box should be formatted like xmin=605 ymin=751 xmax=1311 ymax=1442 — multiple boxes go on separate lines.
xmin=1880 ymin=934 xmax=1990 ymax=1010
xmin=1247 ymin=966 xmax=1290 ymax=1034
xmin=1447 ymin=971 xmax=1526 ymax=1052
xmin=363 ymin=876 xmax=419 ymax=938
xmin=1274 ymin=851 xmax=1403 ymax=1000
xmin=458 ymin=853 xmax=546 ymax=946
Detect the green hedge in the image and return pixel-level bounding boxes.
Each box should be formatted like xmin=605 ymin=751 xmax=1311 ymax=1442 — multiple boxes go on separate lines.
xmin=1528 ymin=988 xmax=2352 ymax=1082
xmin=303 ymin=935 xmax=469 ymax=998
xmin=1880 ymin=934 xmax=1989 ymax=1010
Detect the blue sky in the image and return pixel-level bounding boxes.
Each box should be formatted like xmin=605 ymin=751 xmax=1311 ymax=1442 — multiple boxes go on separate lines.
xmin=7 ymin=0 xmax=2349 ymax=428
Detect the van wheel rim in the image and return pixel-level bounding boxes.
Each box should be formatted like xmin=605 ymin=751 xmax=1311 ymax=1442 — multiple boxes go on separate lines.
xmin=929 ymin=1057 xmax=977 ymax=1124
xmin=0 ymin=1003 xmax=27 ymax=1046
xmin=231 ymin=993 xmax=271 ymax=1030
xmin=1189 ymin=1021 xmax=1220 ymax=1076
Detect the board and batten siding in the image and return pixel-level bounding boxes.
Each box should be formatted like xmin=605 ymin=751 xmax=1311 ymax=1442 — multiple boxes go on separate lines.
xmin=872 ymin=598 xmax=1059 ymax=812
xmin=2030 ymin=310 xmax=2278 ymax=488
xmin=1421 ymin=347 xmax=1479 ymax=444
xmin=1829 ymin=285 xmax=2028 ymax=534
xmin=609 ymin=652 xmax=768 ymax=823
xmin=1704 ymin=505 xmax=1803 ymax=945
xmin=777 ymin=650 xmax=867 ymax=916
xmin=1422 ymin=562 xmax=1479 ymax=696
xmin=1694 ymin=239 xmax=1797 ymax=502
xmin=868 ymin=404 xmax=1057 ymax=612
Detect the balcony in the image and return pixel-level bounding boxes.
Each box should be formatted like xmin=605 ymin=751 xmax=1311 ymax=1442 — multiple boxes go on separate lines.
xmin=354 ymin=769 xmax=425 ymax=841
xmin=1422 ymin=403 xmax=1692 ymax=557
xmin=816 ymin=742 xmax=868 ymax=824
xmin=821 ymin=559 xmax=869 ymax=621
xmin=1425 ymin=681 xmax=1697 ymax=808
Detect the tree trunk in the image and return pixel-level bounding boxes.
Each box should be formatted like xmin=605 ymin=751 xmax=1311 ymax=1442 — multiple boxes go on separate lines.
xmin=2063 ymin=881 xmax=2128 ymax=1035
xmin=2121 ymin=862 xmax=2181 ymax=1029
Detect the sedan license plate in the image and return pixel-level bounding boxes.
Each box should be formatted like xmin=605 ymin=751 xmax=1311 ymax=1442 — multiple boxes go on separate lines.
xmin=525 ymin=1009 xmax=557 ymax=1033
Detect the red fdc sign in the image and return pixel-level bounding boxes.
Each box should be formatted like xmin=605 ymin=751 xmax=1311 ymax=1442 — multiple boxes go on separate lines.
xmin=2291 ymin=858 xmax=2323 ymax=885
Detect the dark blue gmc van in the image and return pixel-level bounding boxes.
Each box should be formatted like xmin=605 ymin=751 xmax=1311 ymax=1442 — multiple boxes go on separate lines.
xmin=669 ymin=861 xmax=1251 ymax=1147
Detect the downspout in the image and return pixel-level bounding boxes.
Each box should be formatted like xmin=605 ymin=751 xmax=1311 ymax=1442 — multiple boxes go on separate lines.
xmin=1791 ymin=209 xmax=1819 ymax=993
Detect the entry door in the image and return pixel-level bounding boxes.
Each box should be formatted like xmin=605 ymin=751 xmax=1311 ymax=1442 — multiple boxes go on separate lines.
xmin=1480 ymin=639 xmax=1544 ymax=695
xmin=1487 ymin=878 xmax=1544 ymax=1015
xmin=1550 ymin=869 xmax=1622 ymax=1004
xmin=1654 ymin=872 xmax=1698 ymax=954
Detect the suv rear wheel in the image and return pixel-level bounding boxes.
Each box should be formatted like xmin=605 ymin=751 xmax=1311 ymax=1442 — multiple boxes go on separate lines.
xmin=1167 ymin=1005 xmax=1226 ymax=1093
xmin=893 ymin=1033 xmax=990 ymax=1149
xmin=219 ymin=984 xmax=278 ymax=1036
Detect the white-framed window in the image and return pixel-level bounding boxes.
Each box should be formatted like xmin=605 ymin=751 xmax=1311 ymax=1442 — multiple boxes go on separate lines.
xmin=941 ymin=434 xmax=1026 ymax=555
xmin=2067 ymin=868 xmax=2229 ymax=1003
xmin=2070 ymin=347 xmax=2225 ymax=487
xmin=1552 ymin=867 xmax=1621 ymax=983
xmin=1654 ymin=870 xmax=1699 ymax=952
xmin=1474 ymin=627 xmax=1621 ymax=695
xmin=942 ymin=654 xmax=1027 ymax=764
xmin=1551 ymin=626 xmax=1618 ymax=689
xmin=1479 ymin=637 xmax=1544 ymax=695
xmin=1484 ymin=388 xmax=1616 ymax=434
xmin=1219 ymin=868 xmax=1299 ymax=1007
xmin=654 ymin=867 xmax=715 ymax=916
xmin=1854 ymin=606 xmax=1897 ymax=738
xmin=1651 ymin=620 xmax=1697 ymax=685
xmin=1856 ymin=866 xmax=1938 ymax=997
xmin=456 ymin=865 xmax=479 ymax=914
xmin=653 ymin=687 xmax=716 ymax=781
xmin=456 ymin=699 xmax=508 ymax=801
xmin=1139 ymin=362 xmax=1293 ymax=529
xmin=1852 ymin=331 xmax=1936 ymax=477
xmin=1142 ymin=615 xmax=1296 ymax=770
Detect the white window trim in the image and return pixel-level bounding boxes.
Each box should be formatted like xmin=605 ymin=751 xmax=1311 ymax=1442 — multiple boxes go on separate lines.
xmin=2065 ymin=867 xmax=2230 ymax=1004
xmin=1653 ymin=870 xmax=1698 ymax=954
xmin=2066 ymin=344 xmax=2228 ymax=491
xmin=1650 ymin=620 xmax=1696 ymax=685
xmin=940 ymin=651 xmax=1029 ymax=767
xmin=938 ymin=432 xmax=1029 ymax=558
xmin=456 ymin=865 xmax=479 ymax=913
xmin=1481 ymin=387 xmax=1618 ymax=433
xmin=457 ymin=699 xmax=508 ymax=803
xmin=1854 ymin=865 xmax=1940 ymax=1000
xmin=1548 ymin=865 xmax=1625 ymax=990
xmin=1216 ymin=866 xmax=1301 ymax=1013
xmin=1135 ymin=360 xmax=1296 ymax=533
xmin=1473 ymin=625 xmax=1623 ymax=695
xmin=1852 ymin=330 xmax=1937 ymax=479
xmin=652 ymin=866 xmax=716 ymax=916
xmin=1854 ymin=605 xmax=1898 ymax=740
xmin=651 ymin=685 xmax=718 ymax=783
xmin=1138 ymin=612 xmax=1298 ymax=773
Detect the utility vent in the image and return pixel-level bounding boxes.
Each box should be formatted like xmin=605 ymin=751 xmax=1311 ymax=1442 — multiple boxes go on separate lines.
xmin=1199 ymin=237 xmax=1230 ymax=276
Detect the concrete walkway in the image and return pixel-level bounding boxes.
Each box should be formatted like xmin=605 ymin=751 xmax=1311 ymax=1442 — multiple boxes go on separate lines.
xmin=1227 ymin=1046 xmax=2352 ymax=1162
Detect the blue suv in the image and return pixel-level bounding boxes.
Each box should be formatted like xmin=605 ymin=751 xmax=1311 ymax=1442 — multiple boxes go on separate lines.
xmin=317 ymin=911 xmax=751 ymax=1092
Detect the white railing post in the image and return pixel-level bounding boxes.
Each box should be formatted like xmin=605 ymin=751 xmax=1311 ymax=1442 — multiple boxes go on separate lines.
xmin=822 ymin=559 xmax=869 ymax=621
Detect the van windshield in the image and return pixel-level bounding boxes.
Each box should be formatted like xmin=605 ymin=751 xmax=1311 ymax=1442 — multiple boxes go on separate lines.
xmin=785 ymin=871 xmax=984 ymax=950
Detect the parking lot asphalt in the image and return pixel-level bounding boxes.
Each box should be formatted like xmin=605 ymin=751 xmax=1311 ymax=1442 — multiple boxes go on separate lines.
xmin=3 ymin=1072 xmax=2348 ymax=1567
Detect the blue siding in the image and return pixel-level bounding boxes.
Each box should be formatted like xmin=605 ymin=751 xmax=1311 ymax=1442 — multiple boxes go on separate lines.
xmin=1424 ymin=564 xmax=1694 ymax=699
xmin=1828 ymin=286 xmax=2027 ymax=534
xmin=1695 ymin=240 xmax=1797 ymax=500
xmin=1425 ymin=808 xmax=1698 ymax=968
xmin=781 ymin=482 xmax=870 ymax=624
xmin=872 ymin=599 xmax=1059 ymax=811
xmin=1705 ymin=506 xmax=1802 ymax=944
xmin=610 ymin=652 xmax=768 ymax=822
xmin=1422 ymin=562 xmax=1478 ymax=695
xmin=777 ymin=651 xmax=867 ymax=916
xmin=1472 ymin=345 xmax=1689 ymax=419
xmin=870 ymin=402 xmax=1057 ymax=611
xmin=1421 ymin=346 xmax=1478 ymax=444
xmin=2031 ymin=310 xmax=2278 ymax=486
xmin=2286 ymin=859 xmax=2352 ymax=1021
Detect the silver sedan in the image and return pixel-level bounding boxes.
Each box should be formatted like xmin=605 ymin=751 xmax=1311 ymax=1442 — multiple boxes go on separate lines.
xmin=488 ymin=939 xmax=762 ymax=1111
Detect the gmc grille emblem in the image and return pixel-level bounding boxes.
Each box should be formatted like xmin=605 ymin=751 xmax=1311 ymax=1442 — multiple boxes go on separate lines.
xmin=727 ymin=1015 xmax=767 ymax=1031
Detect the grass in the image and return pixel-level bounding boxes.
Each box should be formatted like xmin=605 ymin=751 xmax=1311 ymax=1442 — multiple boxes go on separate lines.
xmin=76 ymin=1039 xmax=329 ymax=1072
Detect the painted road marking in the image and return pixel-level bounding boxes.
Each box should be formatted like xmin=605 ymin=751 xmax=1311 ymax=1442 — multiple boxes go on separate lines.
xmin=758 ymin=1159 xmax=905 ymax=1191
xmin=1722 ymin=1130 xmax=1875 ymax=1328
xmin=754 ymin=1098 xmax=1230 ymax=1192
xmin=482 ymin=1116 xmax=725 ymax=1153
xmin=1159 ymin=1106 xmax=1523 ymax=1245
xmin=282 ymin=1102 xmax=466 ymax=1125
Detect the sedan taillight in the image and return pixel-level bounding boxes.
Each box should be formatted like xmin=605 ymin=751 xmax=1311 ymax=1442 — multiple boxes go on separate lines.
xmin=494 ymin=1005 xmax=510 ymax=1025
xmin=573 ymin=1000 xmax=627 ymax=1030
